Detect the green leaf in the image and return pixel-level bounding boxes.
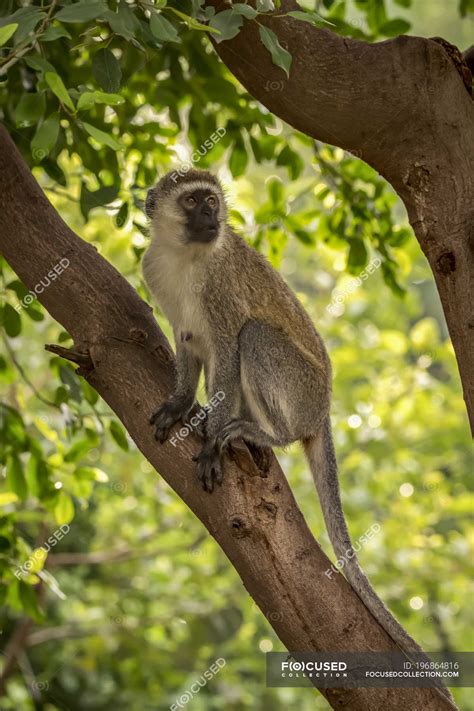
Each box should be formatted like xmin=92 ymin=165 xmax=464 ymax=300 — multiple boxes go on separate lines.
xmin=459 ymin=0 xmax=474 ymax=16
xmin=0 ymin=536 xmax=11 ymax=553
xmin=0 ymin=9 xmax=44 ymax=42
xmin=287 ymin=10 xmax=334 ymax=26
xmin=294 ymin=229 xmax=315 ymax=245
xmin=31 ymin=114 xmax=60 ymax=162
xmin=53 ymin=491 xmax=75 ymax=525
xmin=379 ymin=19 xmax=411 ymax=37
xmin=0 ymin=407 xmax=27 ymax=450
xmin=366 ymin=0 xmax=388 ymax=32
xmin=83 ymin=380 xmax=99 ymax=405
xmin=24 ymin=55 xmax=56 ymax=74
xmin=59 ymin=365 xmax=82 ymax=403
xmin=250 ymin=134 xmax=279 ymax=161
xmin=103 ymin=2 xmax=139 ymax=40
xmin=115 ymin=202 xmax=129 ymax=228
xmin=45 ymin=72 xmax=75 ymax=111
xmin=109 ymin=420 xmax=129 ymax=451
xmin=24 ymin=305 xmax=44 ymax=322
xmin=55 ymin=1 xmax=108 ymax=23
xmin=19 ymin=582 xmax=44 ymax=622
xmin=347 ymin=238 xmax=368 ymax=270
xmin=229 ymin=139 xmax=248 ymax=177
xmin=83 ymin=122 xmax=122 ymax=151
xmin=268 ymin=178 xmax=284 ymax=204
xmin=76 ymin=466 xmax=109 ymax=482
xmin=2 ymin=303 xmax=22 ymax=337
xmin=15 ymin=92 xmax=46 ymax=127
xmin=80 ymin=183 xmax=119 ymax=219
xmin=257 ymin=0 xmax=275 ymax=10
xmin=168 ymin=8 xmax=220 ymax=33
xmin=92 ymin=49 xmax=122 ymax=93
xmin=258 ymin=26 xmax=292 ymax=77
xmin=77 ymin=90 xmax=124 ymax=111
xmin=41 ymin=24 xmax=72 ymax=42
xmin=6 ymin=279 xmax=29 ymax=301
xmin=0 ymin=23 xmax=18 ymax=47
xmin=42 ymin=158 xmax=67 ymax=186
xmin=6 ymin=455 xmax=27 ymax=501
xmin=209 ymin=10 xmax=243 ymax=43
xmin=276 ymin=145 xmax=304 ymax=179
xmin=150 ymin=13 xmax=181 ymax=43
xmin=381 ymin=261 xmax=405 ymax=297
xmin=231 ymin=4 xmax=258 ymax=19
xmin=64 ymin=438 xmax=93 ymax=463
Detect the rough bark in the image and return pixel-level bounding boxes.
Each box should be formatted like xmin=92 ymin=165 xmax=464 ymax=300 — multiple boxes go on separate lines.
xmin=206 ymin=0 xmax=474 ymax=433
xmin=0 ymin=126 xmax=457 ymax=710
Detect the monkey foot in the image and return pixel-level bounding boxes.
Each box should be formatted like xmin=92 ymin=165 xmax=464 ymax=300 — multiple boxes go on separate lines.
xmin=193 ymin=447 xmax=223 ymax=493
xmin=149 ymin=399 xmax=191 ymax=443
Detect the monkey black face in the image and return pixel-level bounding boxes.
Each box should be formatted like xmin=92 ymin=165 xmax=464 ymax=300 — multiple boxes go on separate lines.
xmin=179 ymin=188 xmax=220 ymax=243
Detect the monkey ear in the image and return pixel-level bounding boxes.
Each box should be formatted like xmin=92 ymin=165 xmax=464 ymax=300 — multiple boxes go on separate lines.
xmin=145 ymin=188 xmax=157 ymax=218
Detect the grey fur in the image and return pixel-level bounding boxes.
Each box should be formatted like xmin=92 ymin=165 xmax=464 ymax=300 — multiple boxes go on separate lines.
xmin=142 ymin=169 xmax=437 ymax=668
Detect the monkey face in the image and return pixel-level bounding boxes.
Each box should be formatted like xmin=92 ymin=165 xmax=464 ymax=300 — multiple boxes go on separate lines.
xmin=178 ymin=188 xmax=220 ymax=243
xmin=145 ymin=170 xmax=226 ymax=246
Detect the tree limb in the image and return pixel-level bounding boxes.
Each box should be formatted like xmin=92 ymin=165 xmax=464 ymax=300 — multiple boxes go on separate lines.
xmin=0 ymin=619 xmax=34 ymax=696
xmin=206 ymin=0 xmax=474 ymax=432
xmin=0 ymin=124 xmax=456 ymax=709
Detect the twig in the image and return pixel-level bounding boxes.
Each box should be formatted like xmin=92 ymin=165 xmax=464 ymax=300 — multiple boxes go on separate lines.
xmin=26 ymin=617 xmax=167 ymax=646
xmin=0 ymin=619 xmax=34 ymax=696
xmin=44 ymin=344 xmax=93 ymax=374
xmin=18 ymin=652 xmax=42 ymax=702
xmin=2 ymin=333 xmax=59 ymax=409
xmin=0 ymin=0 xmax=58 ymax=77
xmin=47 ymin=533 xmax=206 ymax=567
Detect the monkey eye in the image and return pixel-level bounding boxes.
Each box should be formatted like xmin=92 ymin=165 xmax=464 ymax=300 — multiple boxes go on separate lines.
xmin=207 ymin=195 xmax=216 ymax=207
xmin=185 ymin=195 xmax=197 ymax=208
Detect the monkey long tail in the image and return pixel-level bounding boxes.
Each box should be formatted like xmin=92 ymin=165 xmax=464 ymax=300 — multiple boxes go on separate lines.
xmin=303 ymin=417 xmax=456 ymax=705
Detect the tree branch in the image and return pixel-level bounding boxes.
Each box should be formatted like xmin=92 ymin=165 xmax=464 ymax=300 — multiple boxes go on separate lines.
xmin=0 ymin=124 xmax=456 ymax=710
xmin=206 ymin=0 xmax=474 ymax=433
xmin=0 ymin=619 xmax=34 ymax=696
xmin=46 ymin=532 xmax=202 ymax=566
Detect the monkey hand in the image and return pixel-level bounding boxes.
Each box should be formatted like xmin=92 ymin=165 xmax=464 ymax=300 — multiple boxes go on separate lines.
xmin=192 ymin=444 xmax=223 ymax=493
xmin=149 ymin=398 xmax=193 ymax=443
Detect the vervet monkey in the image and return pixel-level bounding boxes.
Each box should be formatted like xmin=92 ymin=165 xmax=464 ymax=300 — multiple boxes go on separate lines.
xmin=142 ymin=169 xmax=426 ymax=660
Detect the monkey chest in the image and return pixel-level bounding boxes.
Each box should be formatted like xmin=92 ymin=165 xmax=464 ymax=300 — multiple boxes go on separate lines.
xmin=143 ymin=249 xmax=212 ymax=365
xmin=162 ymin=283 xmax=211 ymax=364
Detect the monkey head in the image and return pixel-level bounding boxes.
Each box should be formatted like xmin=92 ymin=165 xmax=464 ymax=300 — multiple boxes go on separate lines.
xmin=145 ymin=169 xmax=227 ymax=245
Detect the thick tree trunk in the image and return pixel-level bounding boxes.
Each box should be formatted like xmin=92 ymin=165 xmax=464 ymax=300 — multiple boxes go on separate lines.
xmin=206 ymin=0 xmax=474 ymax=432
xmin=0 ymin=126 xmax=457 ymax=709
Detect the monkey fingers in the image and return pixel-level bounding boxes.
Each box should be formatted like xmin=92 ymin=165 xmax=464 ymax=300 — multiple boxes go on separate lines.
xmin=193 ymin=447 xmax=223 ymax=493
xmin=149 ymin=399 xmax=192 ymax=443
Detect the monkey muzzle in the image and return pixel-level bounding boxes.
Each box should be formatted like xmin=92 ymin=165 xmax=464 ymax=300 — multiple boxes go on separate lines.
xmin=188 ymin=204 xmax=219 ymax=243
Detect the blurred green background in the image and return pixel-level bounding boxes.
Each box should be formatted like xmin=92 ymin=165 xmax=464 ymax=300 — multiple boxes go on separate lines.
xmin=0 ymin=1 xmax=472 ymax=709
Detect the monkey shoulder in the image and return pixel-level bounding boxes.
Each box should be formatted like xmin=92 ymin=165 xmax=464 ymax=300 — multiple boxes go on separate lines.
xmin=218 ymin=231 xmax=329 ymax=366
